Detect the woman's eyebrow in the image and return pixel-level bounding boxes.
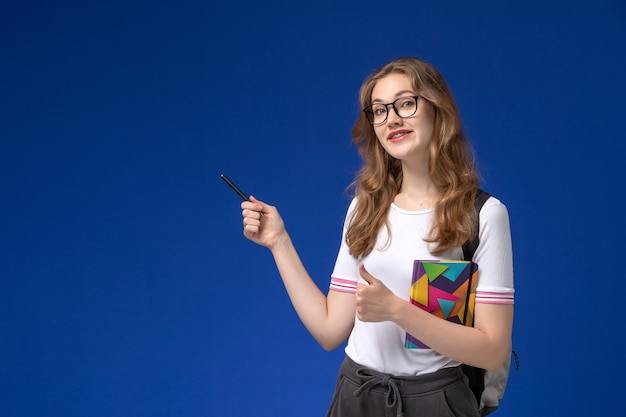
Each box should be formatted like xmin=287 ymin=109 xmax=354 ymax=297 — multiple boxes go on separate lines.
xmin=371 ymin=90 xmax=416 ymax=103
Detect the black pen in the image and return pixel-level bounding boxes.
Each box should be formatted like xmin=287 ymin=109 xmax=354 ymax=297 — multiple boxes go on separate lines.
xmin=220 ymin=174 xmax=250 ymax=201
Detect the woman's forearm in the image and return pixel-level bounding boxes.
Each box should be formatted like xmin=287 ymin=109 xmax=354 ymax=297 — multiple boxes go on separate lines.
xmin=270 ymin=234 xmax=354 ymax=350
xmin=391 ymin=298 xmax=513 ymax=371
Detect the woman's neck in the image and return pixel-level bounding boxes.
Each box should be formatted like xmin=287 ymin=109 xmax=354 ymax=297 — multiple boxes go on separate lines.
xmin=394 ymin=162 xmax=439 ymax=211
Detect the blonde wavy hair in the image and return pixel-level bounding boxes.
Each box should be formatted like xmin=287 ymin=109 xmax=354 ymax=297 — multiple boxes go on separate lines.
xmin=346 ymin=57 xmax=480 ymax=258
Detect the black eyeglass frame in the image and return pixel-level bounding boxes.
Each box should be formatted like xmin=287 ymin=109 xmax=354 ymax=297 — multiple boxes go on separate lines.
xmin=363 ymin=95 xmax=422 ymax=125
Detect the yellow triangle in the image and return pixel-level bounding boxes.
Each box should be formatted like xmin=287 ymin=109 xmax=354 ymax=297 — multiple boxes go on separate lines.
xmin=410 ymin=275 xmax=429 ymax=306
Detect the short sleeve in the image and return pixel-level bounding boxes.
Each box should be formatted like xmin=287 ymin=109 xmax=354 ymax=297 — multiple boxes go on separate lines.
xmin=473 ymin=197 xmax=515 ymax=304
xmin=329 ymin=199 xmax=359 ymax=294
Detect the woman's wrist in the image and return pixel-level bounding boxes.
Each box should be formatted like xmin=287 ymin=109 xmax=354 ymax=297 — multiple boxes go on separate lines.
xmin=269 ymin=230 xmax=292 ymax=253
xmin=390 ymin=297 xmax=414 ymax=326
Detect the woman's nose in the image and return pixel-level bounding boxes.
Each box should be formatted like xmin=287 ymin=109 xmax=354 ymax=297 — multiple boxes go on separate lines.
xmin=385 ymin=106 xmax=402 ymax=125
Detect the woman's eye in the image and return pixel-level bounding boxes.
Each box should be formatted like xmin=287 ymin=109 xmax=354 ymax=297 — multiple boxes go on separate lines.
xmin=373 ymin=106 xmax=387 ymax=116
xmin=399 ymin=98 xmax=416 ymax=108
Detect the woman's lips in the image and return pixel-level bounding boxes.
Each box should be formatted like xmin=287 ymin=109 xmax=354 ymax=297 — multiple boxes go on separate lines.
xmin=388 ymin=130 xmax=411 ymax=143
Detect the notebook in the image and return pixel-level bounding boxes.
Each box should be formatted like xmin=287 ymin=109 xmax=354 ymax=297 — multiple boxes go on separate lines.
xmin=405 ymin=260 xmax=478 ymax=349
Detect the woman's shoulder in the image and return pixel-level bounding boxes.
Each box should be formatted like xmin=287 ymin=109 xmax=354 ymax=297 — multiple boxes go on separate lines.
xmin=483 ymin=194 xmax=507 ymax=210
xmin=480 ymin=194 xmax=510 ymax=225
xmin=345 ymin=196 xmax=358 ymax=213
xmin=337 ymin=197 xmax=359 ymax=226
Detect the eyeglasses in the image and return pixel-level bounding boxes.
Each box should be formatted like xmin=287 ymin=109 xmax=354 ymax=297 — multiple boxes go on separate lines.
xmin=363 ymin=95 xmax=421 ymax=125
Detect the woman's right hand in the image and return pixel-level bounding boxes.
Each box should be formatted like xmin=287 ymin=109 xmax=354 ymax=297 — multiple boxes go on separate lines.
xmin=241 ymin=196 xmax=288 ymax=250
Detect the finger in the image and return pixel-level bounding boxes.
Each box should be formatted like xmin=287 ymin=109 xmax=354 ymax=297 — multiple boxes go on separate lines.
xmin=250 ymin=196 xmax=274 ymax=215
xmin=359 ymin=263 xmax=377 ymax=285
xmin=243 ymin=216 xmax=260 ymax=227
xmin=355 ymin=283 xmax=367 ymax=299
xmin=242 ymin=208 xmax=261 ymax=220
xmin=241 ymin=199 xmax=263 ymax=212
xmin=243 ymin=218 xmax=260 ymax=235
xmin=244 ymin=226 xmax=259 ymax=236
xmin=249 ymin=195 xmax=265 ymax=208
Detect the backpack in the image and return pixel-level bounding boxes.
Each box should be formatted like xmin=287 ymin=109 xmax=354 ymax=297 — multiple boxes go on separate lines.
xmin=461 ymin=190 xmax=519 ymax=416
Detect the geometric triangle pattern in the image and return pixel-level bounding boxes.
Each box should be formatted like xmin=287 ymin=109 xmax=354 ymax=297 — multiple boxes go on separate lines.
xmin=405 ymin=260 xmax=478 ymax=349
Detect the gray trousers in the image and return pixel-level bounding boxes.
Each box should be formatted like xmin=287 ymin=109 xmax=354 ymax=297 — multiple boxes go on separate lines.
xmin=326 ymin=356 xmax=480 ymax=417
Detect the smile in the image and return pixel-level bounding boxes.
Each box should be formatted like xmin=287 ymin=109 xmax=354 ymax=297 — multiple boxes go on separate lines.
xmin=388 ymin=130 xmax=411 ymax=142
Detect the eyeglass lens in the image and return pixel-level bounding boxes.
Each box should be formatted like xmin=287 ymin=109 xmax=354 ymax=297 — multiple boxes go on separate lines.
xmin=366 ymin=96 xmax=419 ymax=124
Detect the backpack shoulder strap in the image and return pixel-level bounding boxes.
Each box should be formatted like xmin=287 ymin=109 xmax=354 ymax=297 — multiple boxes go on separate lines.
xmin=462 ymin=189 xmax=491 ymax=262
xmin=461 ymin=189 xmax=492 ymax=410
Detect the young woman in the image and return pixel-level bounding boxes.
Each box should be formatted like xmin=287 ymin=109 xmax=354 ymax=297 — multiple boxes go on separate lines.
xmin=240 ymin=57 xmax=514 ymax=417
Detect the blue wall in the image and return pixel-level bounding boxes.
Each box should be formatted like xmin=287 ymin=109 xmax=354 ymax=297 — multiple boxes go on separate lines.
xmin=2 ymin=1 xmax=625 ymax=416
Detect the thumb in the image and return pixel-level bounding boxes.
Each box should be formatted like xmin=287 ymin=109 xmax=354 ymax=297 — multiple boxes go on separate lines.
xmin=359 ymin=263 xmax=378 ymax=285
xmin=248 ymin=195 xmax=269 ymax=213
xmin=249 ymin=196 xmax=280 ymax=220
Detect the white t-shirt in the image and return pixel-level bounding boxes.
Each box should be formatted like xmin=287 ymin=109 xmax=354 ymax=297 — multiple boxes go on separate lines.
xmin=329 ymin=196 xmax=514 ymax=376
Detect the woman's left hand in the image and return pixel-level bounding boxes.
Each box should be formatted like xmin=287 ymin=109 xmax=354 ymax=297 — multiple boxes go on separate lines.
xmin=355 ymin=264 xmax=402 ymax=322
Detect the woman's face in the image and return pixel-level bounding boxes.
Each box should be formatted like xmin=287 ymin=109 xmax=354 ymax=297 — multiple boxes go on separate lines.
xmin=370 ymin=73 xmax=435 ymax=164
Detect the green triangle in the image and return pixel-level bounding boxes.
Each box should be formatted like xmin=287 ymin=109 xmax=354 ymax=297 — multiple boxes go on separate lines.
xmin=423 ymin=262 xmax=449 ymax=282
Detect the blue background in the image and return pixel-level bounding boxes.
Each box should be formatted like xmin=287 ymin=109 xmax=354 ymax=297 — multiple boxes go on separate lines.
xmin=2 ymin=1 xmax=625 ymax=416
